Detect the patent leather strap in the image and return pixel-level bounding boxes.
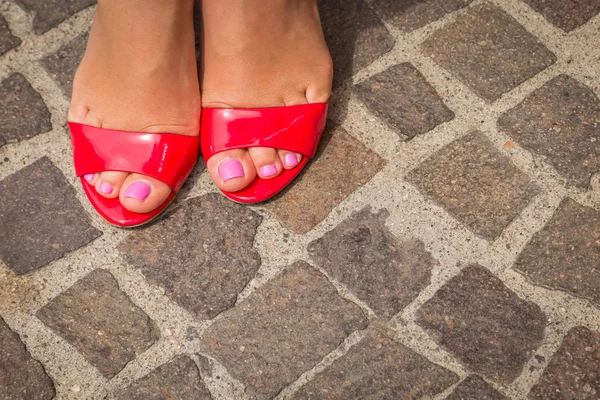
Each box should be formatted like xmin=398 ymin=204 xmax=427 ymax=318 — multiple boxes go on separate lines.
xmin=201 ymin=102 xmax=328 ymax=159
xmin=69 ymin=122 xmax=199 ymax=192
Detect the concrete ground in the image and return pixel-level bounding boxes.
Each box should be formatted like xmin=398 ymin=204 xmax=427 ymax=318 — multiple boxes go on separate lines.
xmin=1 ymin=0 xmax=600 ymax=399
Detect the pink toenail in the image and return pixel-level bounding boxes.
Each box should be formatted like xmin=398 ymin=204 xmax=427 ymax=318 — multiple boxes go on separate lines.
xmin=219 ymin=159 xmax=245 ymax=182
xmin=84 ymin=173 xmax=95 ymax=183
xmin=284 ymin=153 xmax=299 ymax=168
xmin=98 ymin=182 xmax=113 ymax=194
xmin=124 ymin=181 xmax=151 ymax=201
xmin=259 ymin=164 xmax=278 ymax=177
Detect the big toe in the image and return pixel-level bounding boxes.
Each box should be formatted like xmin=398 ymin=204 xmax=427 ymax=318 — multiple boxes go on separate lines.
xmin=207 ymin=149 xmax=257 ymax=193
xmin=119 ymin=174 xmax=172 ymax=213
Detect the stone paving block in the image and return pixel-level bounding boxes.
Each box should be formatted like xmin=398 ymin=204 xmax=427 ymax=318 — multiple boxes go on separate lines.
xmin=318 ymin=0 xmax=395 ymax=86
xmin=119 ymin=193 xmax=261 ymax=320
xmin=41 ymin=32 xmax=88 ymax=98
xmin=406 ymin=131 xmax=539 ymax=240
xmin=308 ymin=207 xmax=437 ymax=318
xmin=446 ymin=375 xmax=507 ymax=400
xmin=529 ymin=326 xmax=600 ymax=399
xmin=514 ymin=198 xmax=600 ymax=308
xmin=0 ymin=317 xmax=55 ymax=400
xmin=37 ymin=269 xmax=160 ymax=379
xmin=498 ymin=75 xmax=600 ymax=189
xmin=200 ymin=262 xmax=368 ymax=400
xmin=355 ymin=63 xmax=455 ymax=139
xmin=370 ymin=0 xmax=474 ymax=32
xmin=0 ymin=157 xmax=101 ymax=275
xmin=417 ymin=265 xmax=546 ymax=384
xmin=421 ymin=3 xmax=556 ymax=102
xmin=114 ymin=355 xmax=211 ymax=400
xmin=0 ymin=73 xmax=52 ymax=147
xmin=293 ymin=329 xmax=458 ymax=399
xmin=0 ymin=14 xmax=21 ymax=56
xmin=522 ymin=0 xmax=600 ymax=32
xmin=265 ymin=124 xmax=386 ymax=234
xmin=14 ymin=0 xmax=96 ymax=34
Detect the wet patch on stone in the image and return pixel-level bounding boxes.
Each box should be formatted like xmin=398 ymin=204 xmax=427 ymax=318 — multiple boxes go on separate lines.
xmin=421 ymin=3 xmax=556 ymax=101
xmin=522 ymin=0 xmax=600 ymax=32
xmin=0 ymin=14 xmax=21 ymax=56
xmin=417 ymin=265 xmax=546 ymax=383
xmin=406 ymin=131 xmax=539 ymax=240
xmin=371 ymin=0 xmax=474 ymax=32
xmin=308 ymin=207 xmax=437 ymax=318
xmin=200 ymin=262 xmax=368 ymax=400
xmin=355 ymin=63 xmax=455 ymax=139
xmin=41 ymin=32 xmax=88 ymax=98
xmin=37 ymin=269 xmax=160 ymax=379
xmin=446 ymin=375 xmax=507 ymax=400
xmin=529 ymin=326 xmax=600 ymax=399
xmin=119 ymin=193 xmax=262 ymax=320
xmin=0 ymin=73 xmax=52 ymax=147
xmin=13 ymin=0 xmax=96 ymax=34
xmin=293 ymin=329 xmax=458 ymax=399
xmin=318 ymin=0 xmax=395 ymax=86
xmin=0 ymin=317 xmax=55 ymax=400
xmin=498 ymin=75 xmax=600 ymax=189
xmin=265 ymin=124 xmax=386 ymax=234
xmin=114 ymin=355 xmax=212 ymax=399
xmin=514 ymin=198 xmax=600 ymax=308
xmin=0 ymin=157 xmax=101 ymax=275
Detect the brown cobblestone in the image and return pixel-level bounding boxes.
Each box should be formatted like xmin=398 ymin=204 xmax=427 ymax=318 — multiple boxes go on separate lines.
xmin=0 ymin=157 xmax=101 ymax=275
xmin=200 ymin=262 xmax=368 ymax=400
xmin=37 ymin=269 xmax=160 ymax=379
xmin=498 ymin=75 xmax=600 ymax=189
xmin=318 ymin=0 xmax=395 ymax=86
xmin=446 ymin=375 xmax=507 ymax=400
xmin=422 ymin=2 xmax=556 ymax=101
xmin=355 ymin=63 xmax=455 ymax=139
xmin=371 ymin=0 xmax=474 ymax=32
xmin=41 ymin=32 xmax=88 ymax=98
xmin=115 ymin=355 xmax=211 ymax=400
xmin=522 ymin=0 xmax=600 ymax=32
xmin=265 ymin=125 xmax=386 ymax=234
xmin=406 ymin=131 xmax=539 ymax=240
xmin=119 ymin=193 xmax=262 ymax=320
xmin=14 ymin=0 xmax=96 ymax=34
xmin=514 ymin=198 xmax=600 ymax=308
xmin=308 ymin=207 xmax=437 ymax=318
xmin=0 ymin=317 xmax=55 ymax=400
xmin=529 ymin=327 xmax=600 ymax=399
xmin=293 ymin=330 xmax=458 ymax=399
xmin=417 ymin=265 xmax=546 ymax=383
xmin=0 ymin=73 xmax=52 ymax=147
xmin=0 ymin=14 xmax=21 ymax=56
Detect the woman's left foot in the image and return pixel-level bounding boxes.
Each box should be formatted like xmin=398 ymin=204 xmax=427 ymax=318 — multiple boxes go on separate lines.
xmin=200 ymin=0 xmax=333 ymax=194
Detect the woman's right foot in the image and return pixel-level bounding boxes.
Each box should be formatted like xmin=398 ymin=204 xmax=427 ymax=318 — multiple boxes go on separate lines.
xmin=68 ymin=0 xmax=200 ymax=215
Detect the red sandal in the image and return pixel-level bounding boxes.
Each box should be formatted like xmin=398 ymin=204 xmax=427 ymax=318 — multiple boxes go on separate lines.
xmin=201 ymin=102 xmax=328 ymax=203
xmin=69 ymin=122 xmax=199 ymax=227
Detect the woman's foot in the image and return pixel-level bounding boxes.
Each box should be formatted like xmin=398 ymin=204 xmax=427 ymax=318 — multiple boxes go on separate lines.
xmin=68 ymin=0 xmax=200 ymax=214
xmin=200 ymin=0 xmax=333 ymax=193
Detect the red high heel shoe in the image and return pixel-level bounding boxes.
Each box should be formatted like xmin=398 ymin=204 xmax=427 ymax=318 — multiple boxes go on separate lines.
xmin=201 ymin=102 xmax=328 ymax=203
xmin=69 ymin=122 xmax=199 ymax=227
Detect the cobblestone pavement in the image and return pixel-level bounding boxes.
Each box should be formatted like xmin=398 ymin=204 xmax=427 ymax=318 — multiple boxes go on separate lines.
xmin=1 ymin=0 xmax=600 ymax=399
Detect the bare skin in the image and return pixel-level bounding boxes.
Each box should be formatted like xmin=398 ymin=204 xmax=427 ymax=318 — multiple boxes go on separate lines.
xmin=201 ymin=0 xmax=333 ymax=193
xmin=68 ymin=0 xmax=200 ymax=213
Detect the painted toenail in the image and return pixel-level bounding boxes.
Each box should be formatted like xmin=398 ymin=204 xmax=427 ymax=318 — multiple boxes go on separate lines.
xmin=219 ymin=159 xmax=245 ymax=182
xmin=98 ymin=182 xmax=113 ymax=194
xmin=259 ymin=164 xmax=278 ymax=177
xmin=124 ymin=181 xmax=151 ymax=201
xmin=84 ymin=173 xmax=95 ymax=183
xmin=284 ymin=153 xmax=299 ymax=168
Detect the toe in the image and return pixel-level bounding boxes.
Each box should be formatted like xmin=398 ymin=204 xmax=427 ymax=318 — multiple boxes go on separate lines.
xmin=248 ymin=147 xmax=282 ymax=179
xmin=207 ymin=149 xmax=257 ymax=193
xmin=119 ymin=174 xmax=172 ymax=213
xmin=95 ymin=171 xmax=128 ymax=198
xmin=278 ymin=150 xmax=302 ymax=170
